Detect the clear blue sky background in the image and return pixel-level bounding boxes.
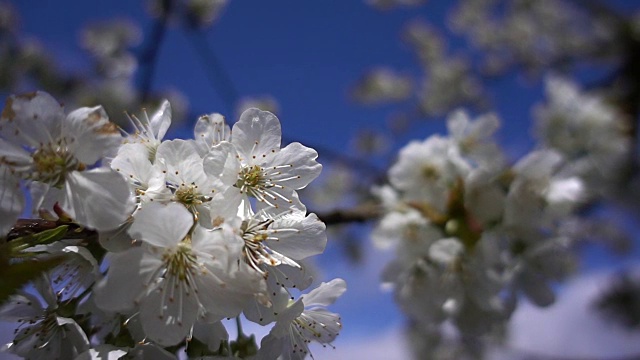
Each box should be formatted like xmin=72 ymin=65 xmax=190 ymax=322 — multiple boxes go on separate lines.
xmin=3 ymin=1 xmax=640 ymax=359
xmin=9 ymin=0 xmax=543 ymax=155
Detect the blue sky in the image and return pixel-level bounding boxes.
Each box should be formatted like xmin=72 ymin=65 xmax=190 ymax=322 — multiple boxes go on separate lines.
xmin=9 ymin=0 xmax=540 ymax=155
xmin=3 ymin=0 xmax=640 ymax=358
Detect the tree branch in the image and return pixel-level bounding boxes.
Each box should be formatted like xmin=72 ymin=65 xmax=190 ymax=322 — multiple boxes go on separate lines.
xmin=137 ymin=0 xmax=173 ymax=103
xmin=6 ymin=219 xmax=94 ymax=242
xmin=6 ymin=202 xmax=383 ymax=243
xmin=314 ymin=202 xmax=382 ymax=225
xmin=185 ymin=27 xmax=240 ymax=114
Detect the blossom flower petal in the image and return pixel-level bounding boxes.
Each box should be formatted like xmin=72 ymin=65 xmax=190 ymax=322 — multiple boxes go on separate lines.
xmin=265 ymin=212 xmax=327 ymax=260
xmin=93 ymin=248 xmax=149 ymax=312
xmin=232 ymin=108 xmax=282 ymax=162
xmin=300 ymin=278 xmax=347 ymax=307
xmin=63 ymin=168 xmax=134 ymax=231
xmin=0 ymin=292 xmax=43 ymax=322
xmin=64 ymin=105 xmax=121 ymax=165
xmin=0 ymin=166 xmax=24 ymax=236
xmin=194 ymin=113 xmax=230 ymax=154
xmin=139 ymin=282 xmax=200 ymax=346
xmin=0 ymin=91 xmax=64 ymax=147
xmin=149 ymin=100 xmax=172 ymax=142
xmin=203 ymin=141 xmax=242 ymax=187
xmin=268 ymin=142 xmax=322 ymax=190
xmin=128 ymin=202 xmax=193 ymax=248
xmin=0 ymin=137 xmax=32 ymax=165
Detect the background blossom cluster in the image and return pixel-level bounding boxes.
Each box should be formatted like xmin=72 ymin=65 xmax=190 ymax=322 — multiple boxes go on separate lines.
xmin=371 ymin=77 xmax=631 ymax=357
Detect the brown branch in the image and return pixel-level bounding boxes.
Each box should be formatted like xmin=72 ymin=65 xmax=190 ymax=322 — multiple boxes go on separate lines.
xmin=138 ymin=0 xmax=173 ymax=103
xmin=6 ymin=219 xmax=96 ymax=242
xmin=6 ymin=202 xmax=384 ymax=242
xmin=314 ymin=202 xmax=383 ymax=226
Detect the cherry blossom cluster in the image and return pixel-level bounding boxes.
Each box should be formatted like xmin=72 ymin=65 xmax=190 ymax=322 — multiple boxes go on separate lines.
xmin=0 ymin=91 xmax=345 ymax=359
xmin=371 ymin=77 xmax=630 ymax=357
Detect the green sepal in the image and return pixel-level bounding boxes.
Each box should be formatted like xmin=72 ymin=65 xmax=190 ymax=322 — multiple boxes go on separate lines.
xmin=6 ymin=225 xmax=70 ymax=254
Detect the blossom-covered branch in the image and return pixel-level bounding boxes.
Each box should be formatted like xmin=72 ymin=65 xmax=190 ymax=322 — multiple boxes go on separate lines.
xmin=0 ymin=92 xmax=346 ymax=359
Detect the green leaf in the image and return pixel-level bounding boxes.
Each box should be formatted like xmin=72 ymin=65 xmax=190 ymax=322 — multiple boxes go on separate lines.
xmin=5 ymin=225 xmax=69 ymax=254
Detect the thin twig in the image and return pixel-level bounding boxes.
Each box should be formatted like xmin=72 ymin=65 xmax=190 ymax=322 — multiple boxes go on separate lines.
xmin=6 ymin=219 xmax=94 ymax=242
xmin=185 ymin=27 xmax=240 ymax=114
xmin=138 ymin=2 xmax=173 ymax=103
xmin=315 ymin=202 xmax=382 ymax=225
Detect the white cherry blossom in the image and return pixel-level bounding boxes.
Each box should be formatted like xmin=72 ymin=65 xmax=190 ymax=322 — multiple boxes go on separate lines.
xmin=0 ymin=91 xmax=134 ymax=231
xmin=238 ymin=208 xmax=327 ymax=279
xmin=388 ymin=135 xmax=470 ymax=213
xmin=534 ymin=77 xmax=630 ymax=194
xmin=204 ymin=108 xmax=322 ymax=211
xmin=26 ymin=240 xmax=100 ymax=301
xmin=0 ymin=276 xmax=90 ymax=359
xmin=193 ymin=112 xmax=230 ymax=155
xmin=94 ymin=202 xmax=264 ymax=346
xmin=124 ymin=99 xmax=172 ymax=162
xmin=257 ymin=278 xmax=346 ymax=360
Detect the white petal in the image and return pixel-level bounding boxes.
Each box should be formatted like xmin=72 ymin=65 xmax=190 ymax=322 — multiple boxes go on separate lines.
xmin=243 ymin=284 xmax=281 ymax=325
xmin=194 ymin=113 xmax=230 ymax=154
xmin=257 ymin=333 xmax=286 ymax=360
xmin=266 ymin=212 xmax=327 ymax=260
xmin=0 ymin=91 xmax=64 ymax=147
xmin=301 ymin=278 xmax=347 ymax=307
xmin=255 ymin=186 xmax=307 ymax=213
xmin=33 ymin=274 xmax=57 ymax=308
xmin=203 ymin=141 xmax=242 ymax=186
xmin=272 ymin=263 xmax=314 ymax=290
xmin=546 ymin=177 xmax=584 ymax=205
xmin=271 ymin=299 xmax=304 ymax=337
xmin=57 ymin=316 xmax=90 ymax=353
xmin=268 ymin=142 xmax=322 ymax=189
xmin=302 ymin=308 xmax=342 ymax=343
xmin=75 ymin=345 xmax=128 ymax=360
xmin=206 ymin=186 xmax=243 ymax=223
xmin=428 ymin=237 xmax=464 ymax=265
xmin=232 ymin=108 xmax=281 ymax=162
xmin=149 ymin=100 xmax=171 ymax=141
xmin=192 ymin=321 xmax=228 ymax=352
xmin=0 ymin=167 xmax=24 ymax=236
xmin=98 ymin=221 xmax=134 ymax=252
xmin=193 ymin=269 xmax=252 ymax=319
xmin=139 ymin=281 xmax=199 ymax=346
xmin=29 ymin=180 xmax=53 ymax=215
xmin=446 ymin=109 xmax=470 ymax=138
xmin=0 ymin=137 xmax=31 ymax=166
xmin=63 ymin=168 xmax=134 ymax=231
xmin=62 ymin=245 xmax=99 ymax=276
xmin=155 ymin=139 xmax=210 ymax=188
xmin=514 ymin=149 xmax=563 ymax=180
xmin=111 ymin=143 xmax=157 ymax=186
xmin=0 ymin=292 xmax=43 ymax=321
xmin=129 ymin=202 xmax=192 ymax=248
xmin=93 ymin=249 xmax=148 ymax=312
xmin=64 ymin=106 xmax=122 ymax=165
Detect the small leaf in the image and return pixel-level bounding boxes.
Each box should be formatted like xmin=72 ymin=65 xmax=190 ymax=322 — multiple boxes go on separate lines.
xmin=6 ymin=225 xmax=69 ymax=253
xmin=230 ymin=334 xmax=258 ymax=358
